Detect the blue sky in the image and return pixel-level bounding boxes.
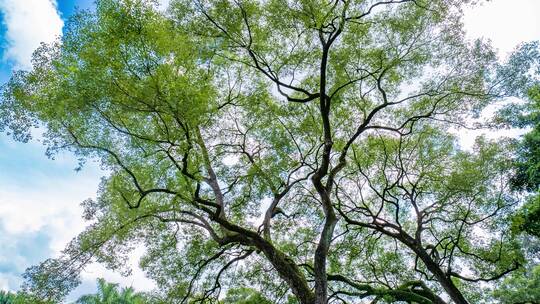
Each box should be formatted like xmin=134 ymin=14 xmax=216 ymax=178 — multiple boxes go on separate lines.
xmin=0 ymin=0 xmax=538 ymax=303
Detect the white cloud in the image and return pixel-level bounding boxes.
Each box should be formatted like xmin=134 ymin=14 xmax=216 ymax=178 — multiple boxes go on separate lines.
xmin=0 ymin=180 xmax=93 ymax=235
xmin=0 ymin=134 xmax=98 ymax=291
xmin=157 ymin=0 xmax=170 ymax=9
xmin=0 ymin=277 xmax=8 ymax=291
xmin=66 ymin=257 xmax=156 ymax=302
xmin=464 ymin=0 xmax=540 ymax=58
xmin=0 ymin=0 xmax=63 ymax=70
xmin=74 ymin=247 xmax=156 ymax=298
xmin=0 ymin=135 xmax=154 ymax=296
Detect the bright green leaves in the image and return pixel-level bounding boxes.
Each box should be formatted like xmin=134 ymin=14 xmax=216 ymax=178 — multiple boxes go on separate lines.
xmin=2 ymin=0 xmax=218 ymax=155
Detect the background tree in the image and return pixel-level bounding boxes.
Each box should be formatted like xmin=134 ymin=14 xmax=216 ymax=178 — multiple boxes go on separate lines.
xmin=0 ymin=291 xmax=55 ymax=304
xmin=221 ymin=287 xmax=273 ymax=304
xmin=509 ymin=85 xmax=540 ymax=238
xmin=489 ymin=42 xmax=540 ymax=304
xmin=0 ymin=292 xmax=15 ymax=304
xmin=0 ymin=0 xmax=527 ymax=303
xmin=76 ymin=278 xmax=147 ymax=304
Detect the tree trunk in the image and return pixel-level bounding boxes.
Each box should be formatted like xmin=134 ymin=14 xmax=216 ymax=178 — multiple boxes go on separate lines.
xmin=414 ymin=248 xmax=469 ymax=304
xmin=313 ymin=212 xmax=337 ymax=304
xmin=216 ymin=218 xmax=316 ymax=304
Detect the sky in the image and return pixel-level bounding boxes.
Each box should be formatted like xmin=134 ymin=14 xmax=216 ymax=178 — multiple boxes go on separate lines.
xmin=0 ymin=0 xmax=538 ymax=302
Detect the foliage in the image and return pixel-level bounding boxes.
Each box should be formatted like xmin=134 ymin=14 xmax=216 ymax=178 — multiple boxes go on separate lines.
xmin=512 ymin=194 xmax=540 ymax=238
xmin=0 ymin=292 xmax=15 ymax=304
xmin=506 ymin=85 xmax=540 ymax=238
xmin=76 ymin=278 xmax=148 ymax=304
xmin=493 ymin=264 xmax=540 ymax=304
xmin=0 ymin=0 xmax=530 ymax=303
xmin=221 ymin=287 xmax=273 ymax=304
xmin=497 ymin=59 xmax=540 ymax=304
xmin=0 ymin=291 xmax=55 ymax=304
xmin=508 ymin=85 xmax=540 ymax=192
xmin=493 ymin=43 xmax=540 ymax=304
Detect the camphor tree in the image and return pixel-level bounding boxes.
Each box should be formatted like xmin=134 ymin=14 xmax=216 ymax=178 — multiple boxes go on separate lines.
xmin=0 ymin=0 xmax=528 ymax=303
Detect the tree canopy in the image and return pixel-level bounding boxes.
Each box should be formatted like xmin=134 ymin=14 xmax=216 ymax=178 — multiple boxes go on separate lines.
xmin=0 ymin=0 xmax=537 ymax=303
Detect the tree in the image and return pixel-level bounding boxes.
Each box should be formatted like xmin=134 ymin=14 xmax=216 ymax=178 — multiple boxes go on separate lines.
xmin=491 ymin=45 xmax=540 ymax=304
xmin=76 ymin=278 xmax=147 ymax=304
xmin=0 ymin=291 xmax=55 ymax=304
xmin=221 ymin=287 xmax=273 ymax=304
xmin=510 ymin=85 xmax=540 ymax=192
xmin=0 ymin=292 xmax=15 ymax=304
xmin=507 ymin=85 xmax=540 ymax=238
xmin=0 ymin=0 xmax=526 ymax=303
